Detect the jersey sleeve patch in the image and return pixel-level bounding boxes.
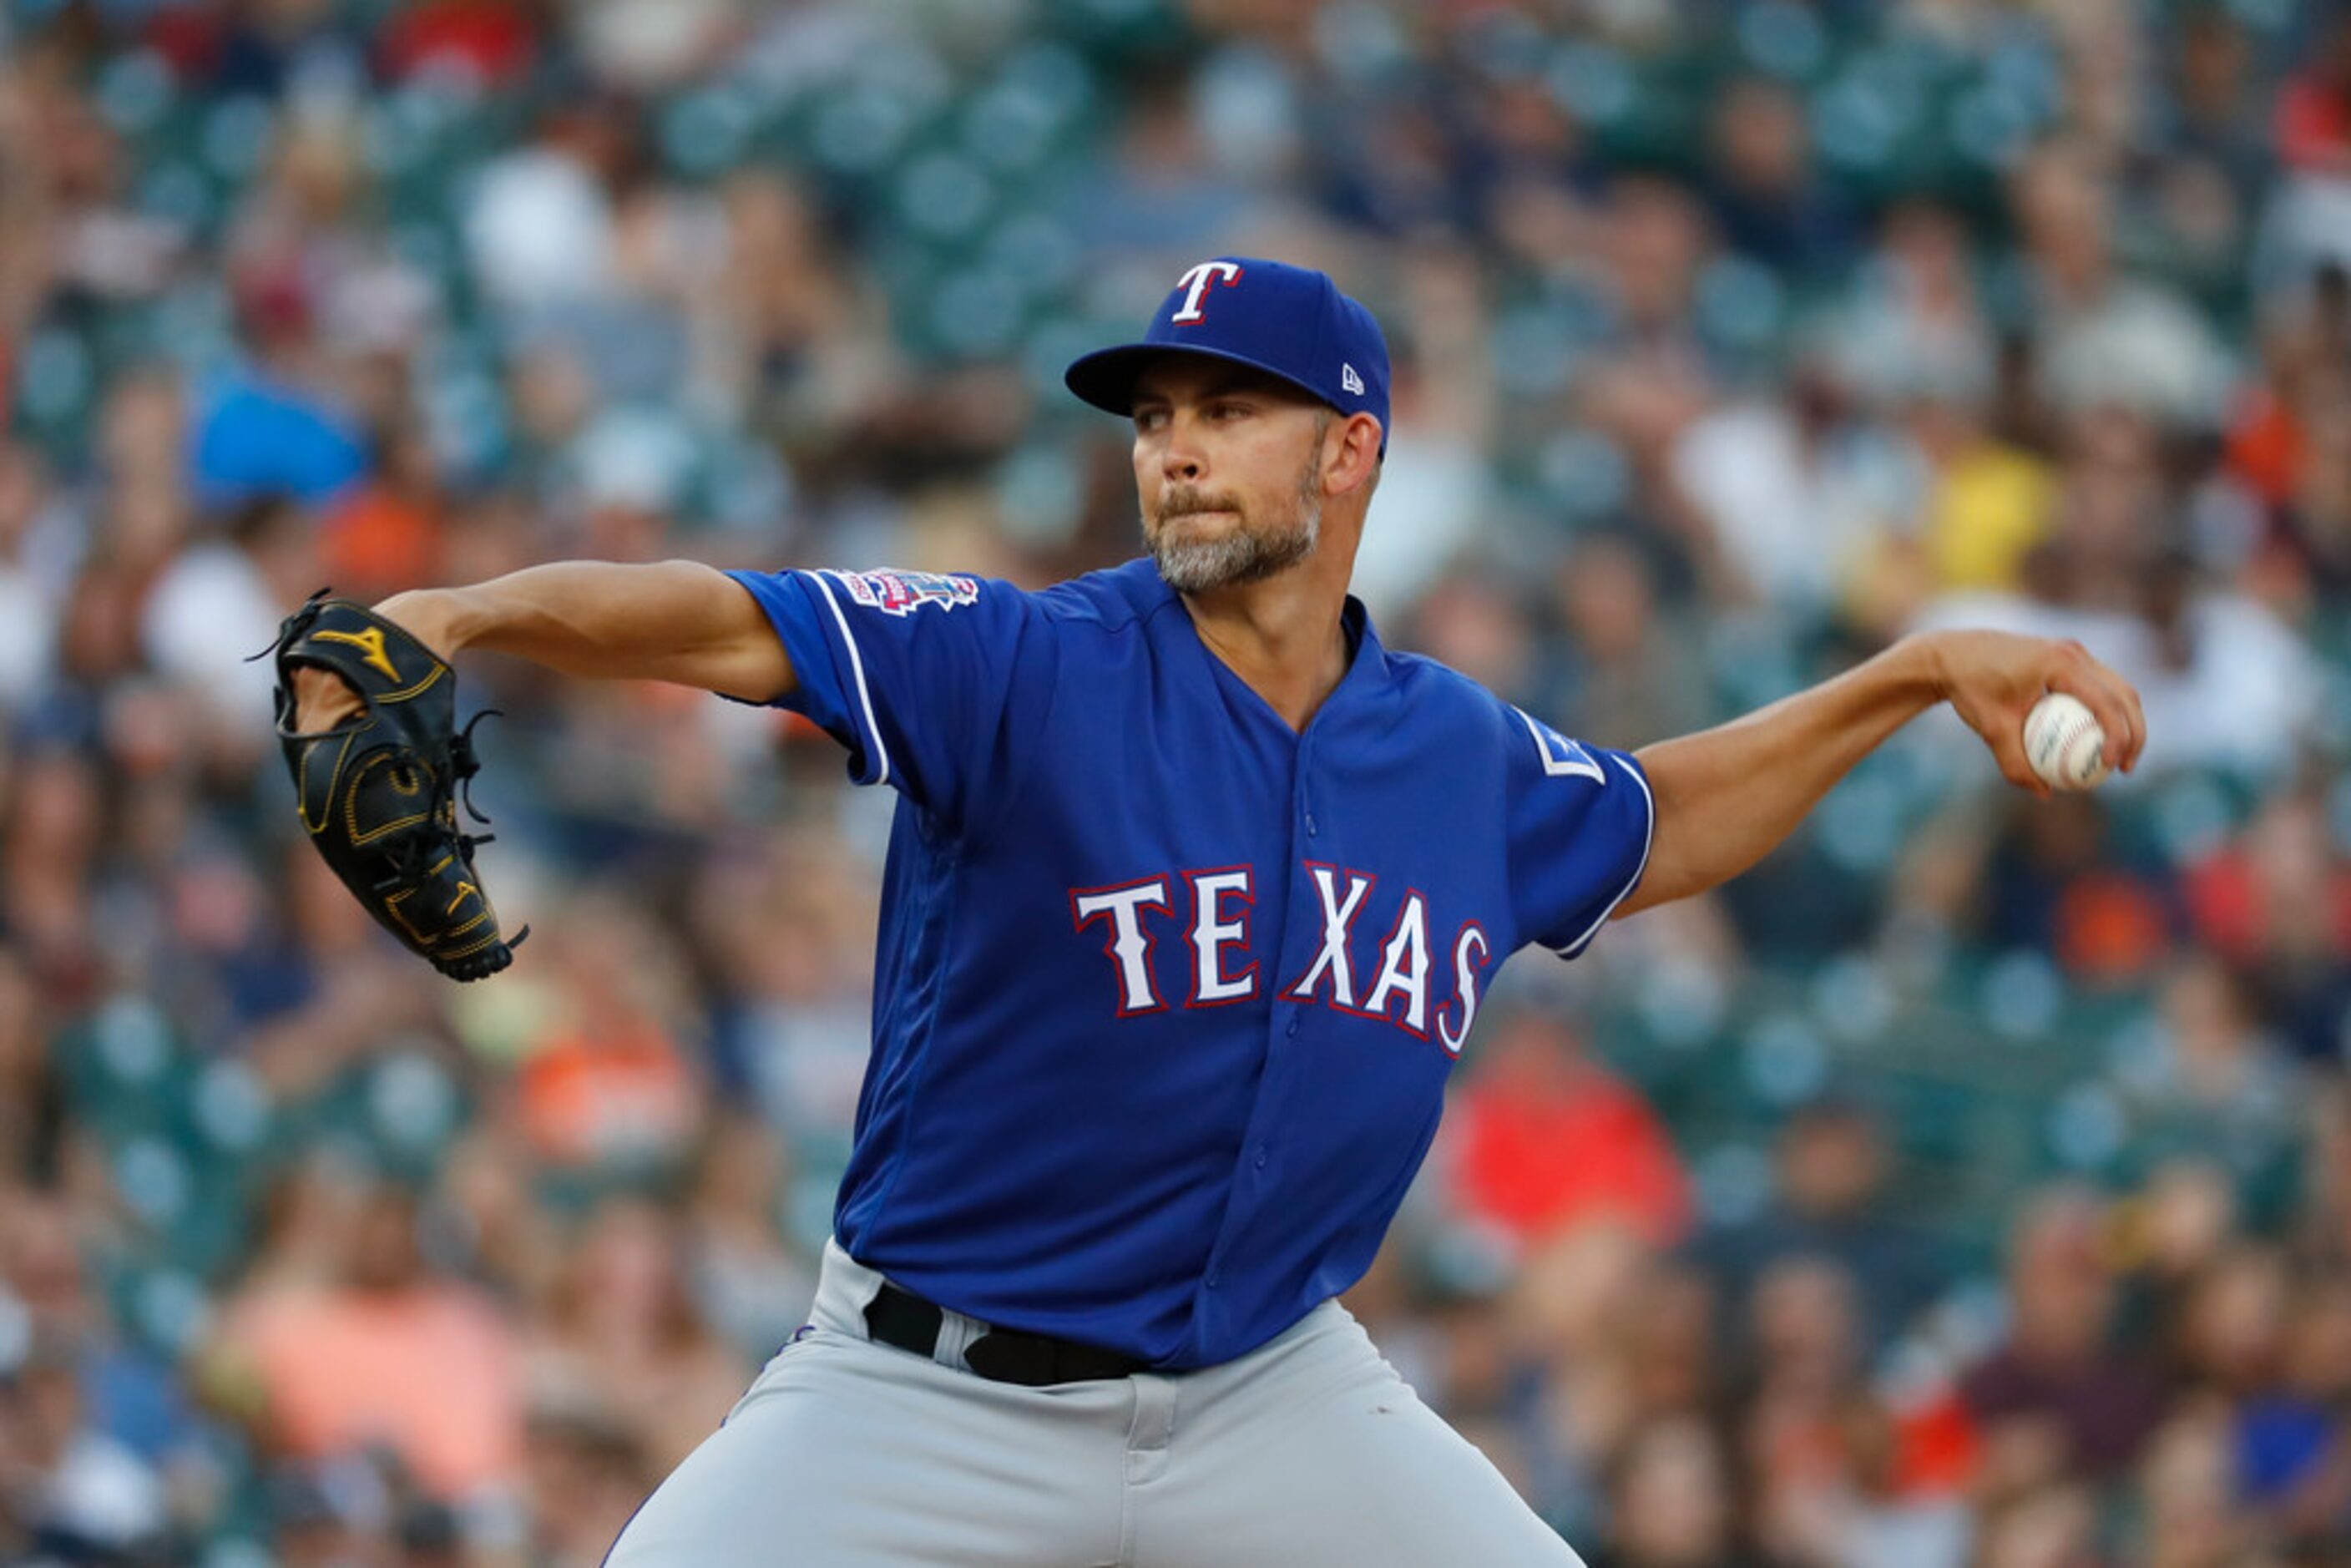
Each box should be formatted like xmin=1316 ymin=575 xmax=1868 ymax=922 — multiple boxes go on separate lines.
xmin=1518 ymin=706 xmax=1607 ymax=784
xmin=834 ymin=569 xmax=981 ymax=617
xmin=1499 ymin=698 xmax=1656 ymax=961
xmin=724 ymin=565 xmax=1039 ymax=831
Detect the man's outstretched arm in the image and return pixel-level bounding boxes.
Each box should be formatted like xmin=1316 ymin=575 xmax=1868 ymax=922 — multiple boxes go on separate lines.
xmin=1615 ymin=630 xmax=2146 ymax=918
xmin=291 ymin=560 xmax=793 ymax=730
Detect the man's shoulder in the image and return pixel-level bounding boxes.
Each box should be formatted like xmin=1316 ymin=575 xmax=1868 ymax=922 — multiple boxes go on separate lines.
xmin=1375 ymin=645 xmax=1523 ymax=731
xmin=1031 ymin=557 xmax=1181 ymax=635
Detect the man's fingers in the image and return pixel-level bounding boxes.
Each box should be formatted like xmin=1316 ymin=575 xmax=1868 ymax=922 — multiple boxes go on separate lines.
xmin=2116 ymin=676 xmax=2148 ymax=771
xmin=291 ymin=665 xmax=364 ymax=731
xmin=2046 ymin=657 xmax=2146 ymax=774
xmin=1989 ymin=726 xmax=2053 ymax=798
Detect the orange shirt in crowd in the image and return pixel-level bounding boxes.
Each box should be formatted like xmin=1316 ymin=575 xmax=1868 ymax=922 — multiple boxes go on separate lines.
xmin=2278 ymin=77 xmax=2351 ymax=170
xmin=233 ymin=1284 xmax=524 ymax=1498
xmin=2185 ymin=848 xmax=2351 ymax=962
xmin=319 ymin=484 xmax=442 ymax=604
xmin=2052 ymin=873 xmax=2174 ymax=984
xmin=518 ymin=1023 xmax=700 ymax=1167
xmin=2226 ymin=385 xmax=2303 ymax=508
xmin=1453 ymin=1061 xmax=1693 ymax=1247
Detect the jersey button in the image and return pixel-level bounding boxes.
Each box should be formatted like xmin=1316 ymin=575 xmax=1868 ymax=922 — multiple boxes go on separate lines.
xmin=1304 ymin=812 xmax=1317 ymax=835
xmin=1253 ymin=1146 xmax=1268 ymax=1170
xmin=1285 ymin=1015 xmax=1300 ymax=1038
xmin=1206 ymin=1269 xmax=1220 ymax=1289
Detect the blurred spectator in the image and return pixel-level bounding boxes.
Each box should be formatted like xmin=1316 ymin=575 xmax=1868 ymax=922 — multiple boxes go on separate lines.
xmin=2233 ymin=1272 xmax=2351 ymax=1540
xmin=1671 ymin=347 xmax=1917 ymax=620
xmin=2183 ymin=786 xmax=2351 ymax=1065
xmin=1963 ymin=1187 xmax=2167 ymax=1485
xmin=209 ymin=1183 xmax=525 ymax=1505
xmin=2275 ymin=13 xmax=2351 ymax=176
xmin=2113 ymin=955 xmax=2303 ymax=1184
xmin=513 ymin=898 xmax=705 ymax=1176
xmin=464 ymin=104 xmax=625 ymax=312
xmin=0 ymin=1328 xmax=170 ymax=1561
xmin=524 ymin=1198 xmax=748 ymax=1477
xmin=522 ymin=1406 xmax=656 ymax=1568
xmin=1701 ymin=77 xmax=1858 ymax=281
xmin=2161 ymin=9 xmax=2271 ymax=197
xmin=1782 ymin=1393 xmax=1973 ymax=1568
xmin=1971 ymin=1479 xmax=2101 ymax=1568
xmin=0 ymin=1191 xmax=205 ymax=1495
xmin=2 ymin=746 xmax=107 ymax=1002
xmin=2127 ymin=1405 xmax=2254 ymax=1568
xmin=1600 ymin=1415 xmax=1749 ymax=1567
xmin=189 ymin=278 xmax=369 ymax=511
xmin=319 ymin=418 xmax=447 ymax=604
xmin=1741 ymin=1257 xmax=1870 ymax=1554
xmin=378 ymin=0 xmax=544 ymax=88
xmin=1448 ymin=1007 xmax=1692 ymax=1251
xmin=139 ymin=491 xmax=321 ymax=731
xmin=2013 ymin=139 xmax=2232 ymax=428
xmin=1349 ymin=247 xmax=1495 ymax=625
xmin=0 ymin=443 xmax=58 ymax=711
xmin=0 ymin=952 xmax=59 ymax=1182
xmin=1979 ymin=792 xmax=2177 ymax=983
xmin=1546 ymin=532 xmax=1712 ymax=749
xmin=685 ymin=1112 xmax=817 ymax=1363
xmin=1697 ymin=1097 xmax=1954 ymax=1363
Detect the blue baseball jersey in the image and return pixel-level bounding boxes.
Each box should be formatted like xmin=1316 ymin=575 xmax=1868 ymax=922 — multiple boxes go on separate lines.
xmin=725 ymin=558 xmax=1653 ymax=1369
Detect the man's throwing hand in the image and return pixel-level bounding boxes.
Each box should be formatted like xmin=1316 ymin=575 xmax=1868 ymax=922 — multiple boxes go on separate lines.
xmin=1922 ymin=630 xmax=2147 ymax=797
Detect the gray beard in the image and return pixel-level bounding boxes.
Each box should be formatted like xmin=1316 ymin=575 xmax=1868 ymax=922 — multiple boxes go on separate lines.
xmin=1149 ymin=477 xmax=1323 ymax=594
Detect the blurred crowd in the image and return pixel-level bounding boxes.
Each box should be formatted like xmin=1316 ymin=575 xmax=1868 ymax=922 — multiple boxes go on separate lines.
xmin=5 ymin=0 xmax=2351 ymax=1563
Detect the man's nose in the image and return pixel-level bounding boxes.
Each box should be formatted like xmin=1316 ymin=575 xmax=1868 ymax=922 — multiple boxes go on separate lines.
xmin=1160 ymin=417 xmax=1206 ymax=482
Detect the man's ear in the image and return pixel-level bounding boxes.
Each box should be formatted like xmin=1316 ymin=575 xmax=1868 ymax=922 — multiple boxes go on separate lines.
xmin=1326 ymin=412 xmax=1384 ymax=497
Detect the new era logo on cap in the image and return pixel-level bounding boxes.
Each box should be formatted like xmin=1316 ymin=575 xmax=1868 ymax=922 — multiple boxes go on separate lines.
xmin=1064 ymin=256 xmax=1393 ymax=457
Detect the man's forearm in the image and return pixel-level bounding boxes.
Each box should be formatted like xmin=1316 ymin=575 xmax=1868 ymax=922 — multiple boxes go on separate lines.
xmin=292 ymin=559 xmax=791 ymax=731
xmin=1618 ymin=636 xmax=1944 ymax=915
xmin=387 ymin=560 xmax=787 ymax=697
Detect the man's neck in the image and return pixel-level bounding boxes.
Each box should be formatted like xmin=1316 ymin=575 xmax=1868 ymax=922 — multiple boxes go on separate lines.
xmin=1182 ymin=566 xmax=1354 ymax=732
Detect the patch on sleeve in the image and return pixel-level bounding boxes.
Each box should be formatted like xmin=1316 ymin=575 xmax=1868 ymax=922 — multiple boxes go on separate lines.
xmin=832 ymin=569 xmax=983 ymax=617
xmin=1514 ymin=706 xmax=1606 ymax=784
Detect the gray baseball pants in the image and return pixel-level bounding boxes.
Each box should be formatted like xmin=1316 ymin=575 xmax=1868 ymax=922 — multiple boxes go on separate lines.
xmin=603 ymin=1239 xmax=1586 ymax=1566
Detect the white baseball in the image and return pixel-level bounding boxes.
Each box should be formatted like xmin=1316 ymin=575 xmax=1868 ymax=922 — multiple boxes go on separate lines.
xmin=2022 ymin=692 xmax=2109 ymax=790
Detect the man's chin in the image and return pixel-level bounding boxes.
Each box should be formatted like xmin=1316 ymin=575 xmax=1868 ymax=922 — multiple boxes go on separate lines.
xmin=1145 ymin=501 xmax=1318 ymax=592
xmin=1154 ymin=534 xmax=1317 ymax=593
xmin=1153 ymin=541 xmax=1248 ymax=594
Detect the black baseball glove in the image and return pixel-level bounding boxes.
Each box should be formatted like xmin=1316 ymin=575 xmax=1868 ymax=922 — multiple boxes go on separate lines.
xmin=265 ymin=591 xmax=527 ymax=981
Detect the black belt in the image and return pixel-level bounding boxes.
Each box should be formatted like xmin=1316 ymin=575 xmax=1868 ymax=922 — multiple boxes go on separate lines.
xmin=863 ymin=1281 xmax=1152 ymax=1386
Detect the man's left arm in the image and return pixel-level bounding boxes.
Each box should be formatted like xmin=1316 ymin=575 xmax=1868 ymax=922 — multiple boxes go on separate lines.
xmin=1615 ymin=631 xmax=2147 ymax=918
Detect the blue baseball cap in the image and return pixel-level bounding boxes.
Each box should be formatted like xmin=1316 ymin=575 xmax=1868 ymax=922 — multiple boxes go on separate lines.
xmin=1065 ymin=257 xmax=1391 ymax=455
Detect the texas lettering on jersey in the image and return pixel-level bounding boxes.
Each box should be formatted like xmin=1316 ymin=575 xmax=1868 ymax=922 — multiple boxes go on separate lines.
xmin=725 ymin=556 xmax=1653 ymax=1368
xmin=1071 ymin=862 xmax=1494 ymax=1056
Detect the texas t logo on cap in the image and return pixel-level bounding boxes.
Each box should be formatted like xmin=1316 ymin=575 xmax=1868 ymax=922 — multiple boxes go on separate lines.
xmin=1170 ymin=260 xmax=1244 ymax=324
xmin=1065 ymin=256 xmax=1392 ymax=456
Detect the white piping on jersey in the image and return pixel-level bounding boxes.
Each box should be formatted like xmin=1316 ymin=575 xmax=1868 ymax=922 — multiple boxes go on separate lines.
xmin=811 ymin=571 xmax=892 ymax=788
xmin=1554 ymin=751 xmax=1655 ymax=959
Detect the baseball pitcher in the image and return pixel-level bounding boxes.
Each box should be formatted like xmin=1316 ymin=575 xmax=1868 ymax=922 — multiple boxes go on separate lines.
xmin=279 ymin=259 xmax=2145 ymax=1565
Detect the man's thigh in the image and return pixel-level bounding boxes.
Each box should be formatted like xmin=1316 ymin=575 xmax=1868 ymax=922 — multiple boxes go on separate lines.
xmin=603 ymin=1330 xmax=1130 ymax=1567
xmin=1139 ymin=1309 xmax=1586 ymax=1568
